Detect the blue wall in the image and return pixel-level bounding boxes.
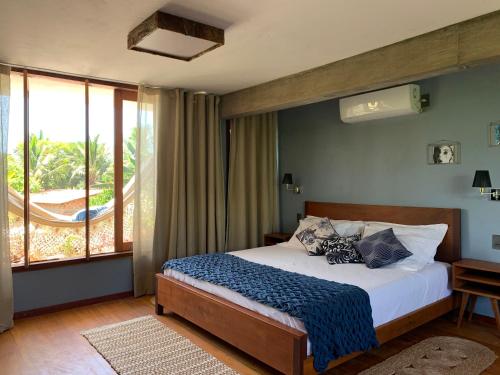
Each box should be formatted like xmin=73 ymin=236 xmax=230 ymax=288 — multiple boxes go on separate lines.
xmin=278 ymin=64 xmax=500 ymax=317
xmin=13 ymin=257 xmax=132 ymax=312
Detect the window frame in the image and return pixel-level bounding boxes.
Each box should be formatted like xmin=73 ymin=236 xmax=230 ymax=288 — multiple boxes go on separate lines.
xmin=114 ymin=89 xmax=137 ymax=252
xmin=10 ymin=68 xmax=138 ymax=271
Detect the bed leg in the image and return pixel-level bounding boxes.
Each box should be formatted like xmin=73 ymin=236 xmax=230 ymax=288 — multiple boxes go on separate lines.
xmin=155 ymin=295 xmax=164 ymax=315
xmin=155 ymin=275 xmax=165 ymax=315
xmin=293 ymin=335 xmax=307 ymax=375
xmin=156 ymin=304 xmax=164 ymax=315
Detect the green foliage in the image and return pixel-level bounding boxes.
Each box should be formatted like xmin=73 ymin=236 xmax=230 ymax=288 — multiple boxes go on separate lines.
xmin=7 ymin=154 xmax=24 ymax=192
xmin=8 ymin=131 xmax=81 ymax=193
xmin=89 ymin=189 xmax=114 ymax=206
xmin=68 ymin=135 xmax=113 ymax=188
xmin=7 ymin=132 xmax=137 ymax=193
xmin=60 ymin=234 xmax=82 ymax=258
xmin=123 ymin=128 xmax=137 ymax=185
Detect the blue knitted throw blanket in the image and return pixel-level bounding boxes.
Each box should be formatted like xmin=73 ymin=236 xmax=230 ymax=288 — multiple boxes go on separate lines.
xmin=163 ymin=253 xmax=378 ymax=372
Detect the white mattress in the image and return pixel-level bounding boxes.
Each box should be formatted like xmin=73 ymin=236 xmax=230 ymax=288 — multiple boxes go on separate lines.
xmin=164 ymin=245 xmax=451 ymax=354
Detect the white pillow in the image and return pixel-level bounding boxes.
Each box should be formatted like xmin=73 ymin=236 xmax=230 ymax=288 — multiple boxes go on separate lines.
xmin=307 ymin=216 xmax=366 ymax=236
xmin=330 ymin=220 xmax=365 ymax=236
xmin=278 ymin=217 xmax=366 ymax=248
xmin=362 ymin=222 xmax=448 ymax=271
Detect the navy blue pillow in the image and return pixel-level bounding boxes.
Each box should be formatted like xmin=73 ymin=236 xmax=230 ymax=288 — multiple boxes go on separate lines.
xmin=354 ymin=228 xmax=412 ymax=269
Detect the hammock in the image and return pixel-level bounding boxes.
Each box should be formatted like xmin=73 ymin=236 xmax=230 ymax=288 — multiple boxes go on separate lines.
xmin=7 ymin=177 xmax=135 ymax=228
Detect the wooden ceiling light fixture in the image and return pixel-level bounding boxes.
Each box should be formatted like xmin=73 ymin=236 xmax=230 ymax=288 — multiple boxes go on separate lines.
xmin=128 ymin=11 xmax=224 ymax=61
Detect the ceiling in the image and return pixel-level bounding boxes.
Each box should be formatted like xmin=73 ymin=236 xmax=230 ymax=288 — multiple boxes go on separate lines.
xmin=1 ymin=0 xmax=500 ymax=94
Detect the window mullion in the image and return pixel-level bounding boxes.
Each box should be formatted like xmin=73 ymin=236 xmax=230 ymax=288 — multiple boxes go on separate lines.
xmin=114 ymin=90 xmax=124 ymax=252
xmin=85 ymin=80 xmax=90 ymax=260
xmin=23 ymin=70 xmax=30 ymax=269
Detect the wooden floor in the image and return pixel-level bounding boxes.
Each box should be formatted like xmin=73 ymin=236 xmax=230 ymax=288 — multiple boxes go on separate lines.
xmin=1 ymin=297 xmax=499 ymax=375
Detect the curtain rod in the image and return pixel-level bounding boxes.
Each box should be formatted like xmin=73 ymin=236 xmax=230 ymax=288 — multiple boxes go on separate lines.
xmin=1 ymin=62 xmax=216 ymax=95
xmin=139 ymin=85 xmax=215 ymax=95
xmin=0 ymin=61 xmax=139 ymax=89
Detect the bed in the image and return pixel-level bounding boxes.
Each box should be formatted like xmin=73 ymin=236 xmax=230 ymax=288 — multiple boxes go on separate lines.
xmin=156 ymin=201 xmax=461 ymax=374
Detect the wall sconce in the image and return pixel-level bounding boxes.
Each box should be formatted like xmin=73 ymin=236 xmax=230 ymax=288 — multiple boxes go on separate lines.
xmin=473 ymin=170 xmax=500 ymax=200
xmin=282 ymin=173 xmax=302 ymax=194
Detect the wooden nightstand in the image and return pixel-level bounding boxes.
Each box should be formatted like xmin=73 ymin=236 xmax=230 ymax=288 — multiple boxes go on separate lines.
xmin=264 ymin=232 xmax=292 ymax=246
xmin=452 ymin=259 xmax=500 ymax=329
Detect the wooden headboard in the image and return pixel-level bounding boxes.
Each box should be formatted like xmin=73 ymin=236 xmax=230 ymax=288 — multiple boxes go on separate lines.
xmin=305 ymin=201 xmax=461 ymax=264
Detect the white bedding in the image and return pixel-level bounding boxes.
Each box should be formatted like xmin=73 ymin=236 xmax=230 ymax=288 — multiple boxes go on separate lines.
xmin=164 ymin=245 xmax=451 ymax=354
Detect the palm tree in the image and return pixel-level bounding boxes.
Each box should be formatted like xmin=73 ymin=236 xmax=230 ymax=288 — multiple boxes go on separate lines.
xmin=28 ymin=131 xmax=51 ymax=192
xmin=69 ymin=135 xmax=112 ymax=188
xmin=28 ymin=131 xmax=46 ymax=172
xmin=32 ymin=132 xmax=76 ymax=190
xmin=123 ymin=128 xmax=136 ymax=185
xmin=8 ymin=132 xmax=72 ymax=192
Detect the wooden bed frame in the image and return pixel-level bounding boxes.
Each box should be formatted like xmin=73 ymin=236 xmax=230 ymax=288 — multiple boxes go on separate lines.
xmin=156 ymin=201 xmax=461 ymax=374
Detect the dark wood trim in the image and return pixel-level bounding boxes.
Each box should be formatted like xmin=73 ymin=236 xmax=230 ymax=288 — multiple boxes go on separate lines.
xmin=85 ymin=80 xmax=90 ymax=260
xmin=113 ymin=89 xmax=137 ymax=252
xmin=128 ymin=11 xmax=224 ymax=61
xmin=13 ymin=290 xmax=134 ymax=319
xmin=117 ymin=90 xmax=138 ymax=102
xmin=11 ymin=251 xmax=132 ymax=273
xmin=114 ymin=89 xmax=124 ymax=252
xmin=10 ymin=67 xmax=138 ymax=91
xmin=305 ymin=201 xmax=461 ymax=264
xmin=22 ymin=70 xmax=30 ymax=268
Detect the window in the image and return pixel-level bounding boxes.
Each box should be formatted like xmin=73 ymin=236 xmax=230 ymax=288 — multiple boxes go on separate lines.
xmin=8 ymin=70 xmax=137 ymax=268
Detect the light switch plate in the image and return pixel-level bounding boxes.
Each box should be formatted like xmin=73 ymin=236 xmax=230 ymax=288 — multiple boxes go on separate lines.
xmin=493 ymin=234 xmax=500 ymax=250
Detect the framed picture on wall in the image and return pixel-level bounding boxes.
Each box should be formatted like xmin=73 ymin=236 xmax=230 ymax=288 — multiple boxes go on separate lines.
xmin=427 ymin=141 xmax=461 ymax=165
xmin=489 ymin=122 xmax=500 ymax=147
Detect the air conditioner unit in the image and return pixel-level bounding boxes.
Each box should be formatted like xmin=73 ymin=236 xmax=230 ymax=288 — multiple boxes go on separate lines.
xmin=339 ymin=84 xmax=422 ymax=123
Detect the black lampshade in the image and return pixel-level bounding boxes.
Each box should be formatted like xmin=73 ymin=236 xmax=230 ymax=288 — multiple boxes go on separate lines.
xmin=472 ymin=170 xmax=492 ymax=188
xmin=282 ymin=173 xmax=293 ymax=185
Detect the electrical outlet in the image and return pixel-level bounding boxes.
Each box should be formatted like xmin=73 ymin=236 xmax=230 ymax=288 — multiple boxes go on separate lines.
xmin=296 ymin=213 xmax=303 ymax=222
xmin=493 ymin=235 xmax=500 ymax=250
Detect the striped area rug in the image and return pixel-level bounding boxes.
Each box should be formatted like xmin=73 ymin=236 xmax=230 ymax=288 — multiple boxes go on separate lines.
xmin=81 ymin=315 xmax=239 ymax=375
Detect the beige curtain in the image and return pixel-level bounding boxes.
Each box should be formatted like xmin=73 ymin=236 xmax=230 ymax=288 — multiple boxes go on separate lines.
xmin=0 ymin=65 xmax=13 ymax=333
xmin=227 ymin=112 xmax=279 ymax=250
xmin=133 ymin=87 xmax=158 ymax=297
xmin=133 ymin=88 xmax=225 ymax=296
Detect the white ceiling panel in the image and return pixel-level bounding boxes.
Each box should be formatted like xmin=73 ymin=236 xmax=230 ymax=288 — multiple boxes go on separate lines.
xmin=1 ymin=0 xmax=499 ymax=93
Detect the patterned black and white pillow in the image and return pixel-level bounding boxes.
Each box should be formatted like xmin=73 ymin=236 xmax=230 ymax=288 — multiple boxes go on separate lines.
xmin=296 ymin=218 xmax=336 ymax=255
xmin=354 ymin=228 xmax=412 ymax=269
xmin=322 ymin=234 xmax=363 ymax=264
